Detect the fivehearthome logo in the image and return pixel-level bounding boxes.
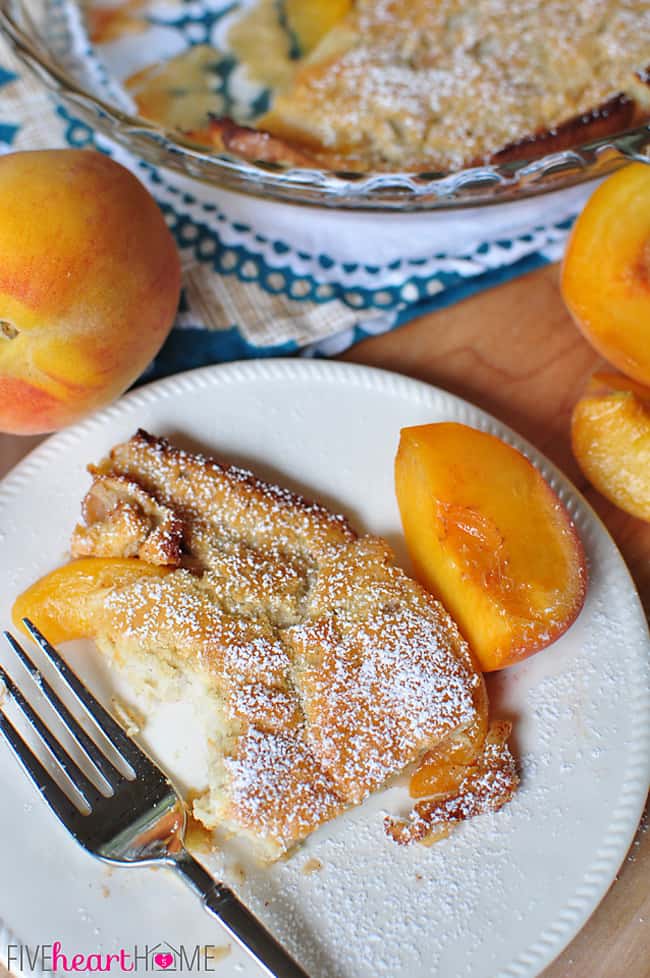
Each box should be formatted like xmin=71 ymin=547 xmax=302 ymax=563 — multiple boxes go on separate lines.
xmin=6 ymin=941 xmax=229 ymax=973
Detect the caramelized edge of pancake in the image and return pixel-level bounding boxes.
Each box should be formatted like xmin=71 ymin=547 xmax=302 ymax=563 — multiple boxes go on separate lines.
xmin=183 ymin=82 xmax=650 ymax=174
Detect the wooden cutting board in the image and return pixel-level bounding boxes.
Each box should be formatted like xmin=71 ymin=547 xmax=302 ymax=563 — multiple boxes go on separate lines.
xmin=0 ymin=263 xmax=648 ymax=978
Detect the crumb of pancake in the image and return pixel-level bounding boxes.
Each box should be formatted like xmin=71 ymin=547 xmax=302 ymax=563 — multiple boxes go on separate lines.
xmin=302 ymin=857 xmax=323 ymax=874
xmin=110 ymin=697 xmax=144 ymax=737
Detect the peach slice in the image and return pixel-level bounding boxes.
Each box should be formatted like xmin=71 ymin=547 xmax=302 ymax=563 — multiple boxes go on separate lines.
xmin=395 ymin=423 xmax=587 ymax=671
xmin=410 ymin=710 xmax=487 ymax=799
xmin=12 ymin=557 xmax=170 ymax=645
xmin=561 ymin=163 xmax=650 ymax=386
xmin=572 ymin=370 xmax=650 ymax=521
xmin=284 ymin=0 xmax=352 ymax=54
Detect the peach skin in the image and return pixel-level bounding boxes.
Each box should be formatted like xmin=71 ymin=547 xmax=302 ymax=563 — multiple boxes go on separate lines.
xmin=0 ymin=149 xmax=181 ymax=434
xmin=395 ymin=423 xmax=587 ymax=672
xmin=561 ymin=162 xmax=650 ymax=386
xmin=572 ymin=370 xmax=650 ymax=522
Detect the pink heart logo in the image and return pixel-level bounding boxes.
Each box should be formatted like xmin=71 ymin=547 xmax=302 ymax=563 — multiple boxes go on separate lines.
xmin=154 ymin=952 xmax=174 ymax=970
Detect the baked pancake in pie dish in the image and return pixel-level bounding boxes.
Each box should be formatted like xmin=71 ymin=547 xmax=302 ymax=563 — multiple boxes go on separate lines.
xmin=113 ymin=0 xmax=650 ymax=172
xmin=13 ymin=431 xmax=517 ymax=861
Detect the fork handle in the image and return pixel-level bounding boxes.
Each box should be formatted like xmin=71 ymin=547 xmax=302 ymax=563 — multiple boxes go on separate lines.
xmin=173 ymin=851 xmax=311 ymax=978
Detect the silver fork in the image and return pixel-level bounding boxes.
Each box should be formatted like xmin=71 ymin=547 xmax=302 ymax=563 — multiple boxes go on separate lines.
xmin=0 ymin=619 xmax=310 ymax=978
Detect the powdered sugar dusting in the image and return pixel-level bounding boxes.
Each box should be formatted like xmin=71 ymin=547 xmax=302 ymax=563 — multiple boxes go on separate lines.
xmin=197 ymin=572 xmax=647 ymax=978
xmin=290 ymin=603 xmax=481 ymax=799
xmin=74 ymin=430 xmax=500 ymax=855
xmin=225 ymin=727 xmax=343 ymax=839
xmin=2 ymin=359 xmax=648 ymax=978
xmin=267 ymin=0 xmax=650 ymax=170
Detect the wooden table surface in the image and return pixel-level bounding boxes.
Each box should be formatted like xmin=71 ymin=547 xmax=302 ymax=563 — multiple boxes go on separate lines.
xmin=0 ymin=262 xmax=648 ymax=978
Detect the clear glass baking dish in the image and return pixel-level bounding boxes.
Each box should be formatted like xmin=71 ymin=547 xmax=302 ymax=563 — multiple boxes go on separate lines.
xmin=2 ymin=0 xmax=649 ymax=211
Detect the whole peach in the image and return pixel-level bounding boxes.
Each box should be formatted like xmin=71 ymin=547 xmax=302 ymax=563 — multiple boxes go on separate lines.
xmin=0 ymin=149 xmax=181 ymax=434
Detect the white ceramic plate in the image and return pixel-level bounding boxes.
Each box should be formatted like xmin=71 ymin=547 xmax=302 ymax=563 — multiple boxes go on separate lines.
xmin=0 ymin=360 xmax=648 ymax=978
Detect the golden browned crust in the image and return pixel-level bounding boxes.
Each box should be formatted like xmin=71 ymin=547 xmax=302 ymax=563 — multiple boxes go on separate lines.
xmin=179 ymin=0 xmax=650 ymax=173
xmin=106 ymin=428 xmax=356 ymax=559
xmin=71 ymin=472 xmax=184 ymax=566
xmin=385 ymin=720 xmax=518 ymax=844
xmin=489 ymin=90 xmax=650 ymax=166
xmin=69 ymin=430 xmax=517 ymax=857
xmin=184 ymin=84 xmax=650 ymax=173
xmin=184 ymin=118 xmax=325 ymax=168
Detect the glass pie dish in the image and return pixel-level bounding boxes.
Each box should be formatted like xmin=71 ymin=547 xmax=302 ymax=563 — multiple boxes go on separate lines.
xmin=2 ymin=0 xmax=649 ymax=211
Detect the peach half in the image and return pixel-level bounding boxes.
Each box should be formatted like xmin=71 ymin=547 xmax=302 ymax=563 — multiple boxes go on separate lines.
xmin=572 ymin=371 xmax=650 ymax=522
xmin=0 ymin=150 xmax=181 ymax=434
xmin=395 ymin=423 xmax=587 ymax=672
xmin=561 ymin=162 xmax=650 ymax=386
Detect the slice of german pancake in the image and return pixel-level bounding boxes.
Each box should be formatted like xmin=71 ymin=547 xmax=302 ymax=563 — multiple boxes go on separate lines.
xmin=181 ymin=0 xmax=650 ymax=173
xmin=14 ymin=430 xmax=517 ymax=860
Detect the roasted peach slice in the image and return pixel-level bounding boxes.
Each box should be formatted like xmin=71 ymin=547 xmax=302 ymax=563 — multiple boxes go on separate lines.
xmin=410 ymin=710 xmax=487 ymax=799
xmin=395 ymin=423 xmax=587 ymax=671
xmin=561 ymin=163 xmax=650 ymax=386
xmin=572 ymin=371 xmax=650 ymax=521
xmin=12 ymin=557 xmax=170 ymax=645
xmin=284 ymin=0 xmax=352 ymax=54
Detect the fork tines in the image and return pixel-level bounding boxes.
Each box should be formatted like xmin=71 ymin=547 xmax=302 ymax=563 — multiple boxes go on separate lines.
xmin=0 ymin=623 xmax=311 ymax=978
xmin=0 ymin=620 xmax=153 ymax=822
